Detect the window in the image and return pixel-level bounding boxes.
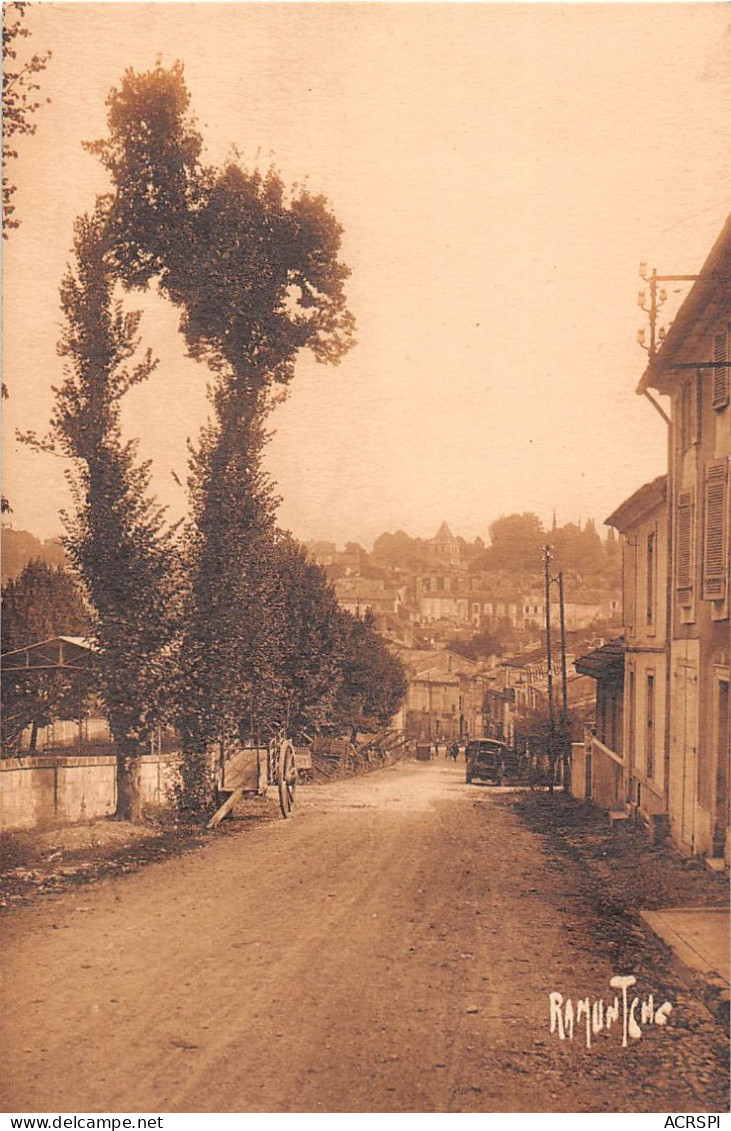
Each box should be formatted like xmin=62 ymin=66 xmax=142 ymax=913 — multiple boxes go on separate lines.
xmin=646 ymin=530 xmax=655 ymax=627
xmin=702 ymin=458 xmax=729 ymax=601
xmin=712 ymin=328 xmax=729 ymax=410
xmin=598 ymin=689 xmax=607 ymax=743
xmin=609 ymin=688 xmax=618 ymax=752
xmin=646 ymin=673 xmax=655 ymax=778
xmin=680 ymin=382 xmax=692 ymax=451
xmin=676 ymin=489 xmax=695 ymax=605
xmin=679 ymin=377 xmax=700 ymax=452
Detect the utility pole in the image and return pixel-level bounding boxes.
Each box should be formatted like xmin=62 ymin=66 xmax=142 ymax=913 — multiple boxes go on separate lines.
xmin=543 ymin=546 xmax=555 ymax=726
xmin=543 ymin=545 xmax=555 ymax=792
xmin=558 ymin=571 xmax=568 ymax=717
xmin=558 ymin=570 xmax=570 ymax=793
xmin=637 ymin=264 xmax=699 ymax=359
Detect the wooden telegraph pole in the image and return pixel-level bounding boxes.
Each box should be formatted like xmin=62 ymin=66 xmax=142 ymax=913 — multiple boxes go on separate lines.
xmin=543 ymin=546 xmax=555 ymax=791
xmin=558 ymin=570 xmax=570 ymax=791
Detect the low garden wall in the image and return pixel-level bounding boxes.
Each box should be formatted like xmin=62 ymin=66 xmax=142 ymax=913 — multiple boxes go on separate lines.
xmin=0 ymin=752 xmax=180 ymax=832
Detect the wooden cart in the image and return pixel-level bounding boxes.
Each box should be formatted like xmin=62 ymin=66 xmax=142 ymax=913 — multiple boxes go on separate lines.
xmin=207 ymin=735 xmax=297 ymax=828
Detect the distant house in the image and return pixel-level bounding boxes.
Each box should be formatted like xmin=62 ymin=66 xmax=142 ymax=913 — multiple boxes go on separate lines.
xmin=487 ymin=647 xmax=594 ymax=748
xmin=333 ymin=577 xmax=401 ymax=618
xmin=396 ymin=647 xmax=486 ymax=741
xmin=374 ymin=613 xmax=416 ymax=648
xmin=304 ymin=540 xmax=337 ymax=566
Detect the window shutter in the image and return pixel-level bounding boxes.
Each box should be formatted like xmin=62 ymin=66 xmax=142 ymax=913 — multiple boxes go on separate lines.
xmin=678 ymin=378 xmax=700 ymax=451
xmin=712 ymin=328 xmax=729 ymax=410
xmin=702 ymin=458 xmax=729 ymax=601
xmin=676 ymin=489 xmax=694 ymax=604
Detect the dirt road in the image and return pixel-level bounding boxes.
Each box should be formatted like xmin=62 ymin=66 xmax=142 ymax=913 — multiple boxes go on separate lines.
xmin=1 ymin=761 xmax=727 ymax=1113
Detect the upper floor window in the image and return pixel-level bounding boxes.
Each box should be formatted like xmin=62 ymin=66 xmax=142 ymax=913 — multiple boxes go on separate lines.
xmin=646 ymin=530 xmax=655 ymax=627
xmin=676 ymin=489 xmax=695 ymax=608
xmin=711 ymin=327 xmax=729 ymax=411
xmin=702 ymin=457 xmax=729 ymax=602
xmin=679 ymin=377 xmax=700 ymax=453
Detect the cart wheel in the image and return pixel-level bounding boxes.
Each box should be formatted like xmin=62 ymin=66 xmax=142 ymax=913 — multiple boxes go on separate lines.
xmin=277 ymin=739 xmax=297 ymax=818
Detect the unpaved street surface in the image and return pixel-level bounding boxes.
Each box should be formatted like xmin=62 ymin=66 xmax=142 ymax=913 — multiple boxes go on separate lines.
xmin=1 ymin=762 xmax=728 ymax=1113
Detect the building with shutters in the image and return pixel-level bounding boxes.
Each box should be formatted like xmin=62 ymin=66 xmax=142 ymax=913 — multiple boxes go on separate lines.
xmin=637 ymin=214 xmax=730 ymax=861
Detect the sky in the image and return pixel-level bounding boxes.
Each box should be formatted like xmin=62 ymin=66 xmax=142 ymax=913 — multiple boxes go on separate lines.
xmin=3 ymin=2 xmax=731 ymax=550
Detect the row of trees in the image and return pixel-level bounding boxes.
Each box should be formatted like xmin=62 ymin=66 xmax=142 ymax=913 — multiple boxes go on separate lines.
xmin=471 ymin=513 xmax=619 ymax=581
xmin=370 ymin=515 xmax=619 ymax=583
xmin=372 ymin=529 xmax=486 ymax=571
xmin=13 ymin=63 xmax=405 ymax=817
xmin=1 ymin=557 xmax=406 ymax=790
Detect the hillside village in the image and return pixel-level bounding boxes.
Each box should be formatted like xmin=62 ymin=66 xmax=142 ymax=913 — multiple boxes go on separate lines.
xmin=302 ymin=516 xmax=620 ymax=751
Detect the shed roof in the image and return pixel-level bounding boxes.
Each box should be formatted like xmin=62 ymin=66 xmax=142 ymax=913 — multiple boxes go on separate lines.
xmin=605 ymin=475 xmax=667 ymax=533
xmin=1 ymin=635 xmax=96 ymax=672
xmin=574 ymin=637 xmax=625 ymax=681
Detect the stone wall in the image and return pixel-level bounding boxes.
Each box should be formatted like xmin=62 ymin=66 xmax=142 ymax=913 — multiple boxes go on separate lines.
xmin=0 ymin=753 xmax=180 ymax=832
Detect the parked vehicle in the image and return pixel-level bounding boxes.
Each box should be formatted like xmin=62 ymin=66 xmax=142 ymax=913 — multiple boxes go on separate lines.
xmin=465 ymin=738 xmax=508 ymax=785
xmin=415 ymin=741 xmax=433 ymax=761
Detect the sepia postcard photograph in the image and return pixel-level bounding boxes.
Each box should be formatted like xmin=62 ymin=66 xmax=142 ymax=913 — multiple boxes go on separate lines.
xmin=1 ymin=0 xmax=729 ymax=1120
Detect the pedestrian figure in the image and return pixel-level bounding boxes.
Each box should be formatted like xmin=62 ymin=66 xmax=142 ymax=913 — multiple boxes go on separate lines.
xmin=450 ymin=741 xmax=459 ymax=761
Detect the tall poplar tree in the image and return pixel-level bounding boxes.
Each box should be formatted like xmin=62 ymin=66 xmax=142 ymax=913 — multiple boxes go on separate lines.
xmin=32 ymin=209 xmax=176 ymax=818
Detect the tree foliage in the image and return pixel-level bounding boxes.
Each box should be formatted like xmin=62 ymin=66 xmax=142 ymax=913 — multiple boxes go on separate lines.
xmin=551 ymin=518 xmax=604 ymax=579
xmin=1 ymin=560 xmax=91 ymax=752
xmin=2 ymin=1 xmax=51 ymax=235
xmin=88 ymin=62 xmax=355 ymax=399
xmin=481 ymin=512 xmax=545 ymax=572
xmin=372 ymin=530 xmax=433 ymax=571
xmin=1 ymin=528 xmax=65 ymax=584
xmin=179 ymin=409 xmax=283 ymax=757
xmin=446 ymin=629 xmax=505 ymax=662
xmin=332 ymin=610 xmax=407 ymax=739
xmin=270 ymin=535 xmax=345 ymax=736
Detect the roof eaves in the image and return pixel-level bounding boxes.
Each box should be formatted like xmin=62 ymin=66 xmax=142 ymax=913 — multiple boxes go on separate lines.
xmin=605 ymin=475 xmax=667 ymax=532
